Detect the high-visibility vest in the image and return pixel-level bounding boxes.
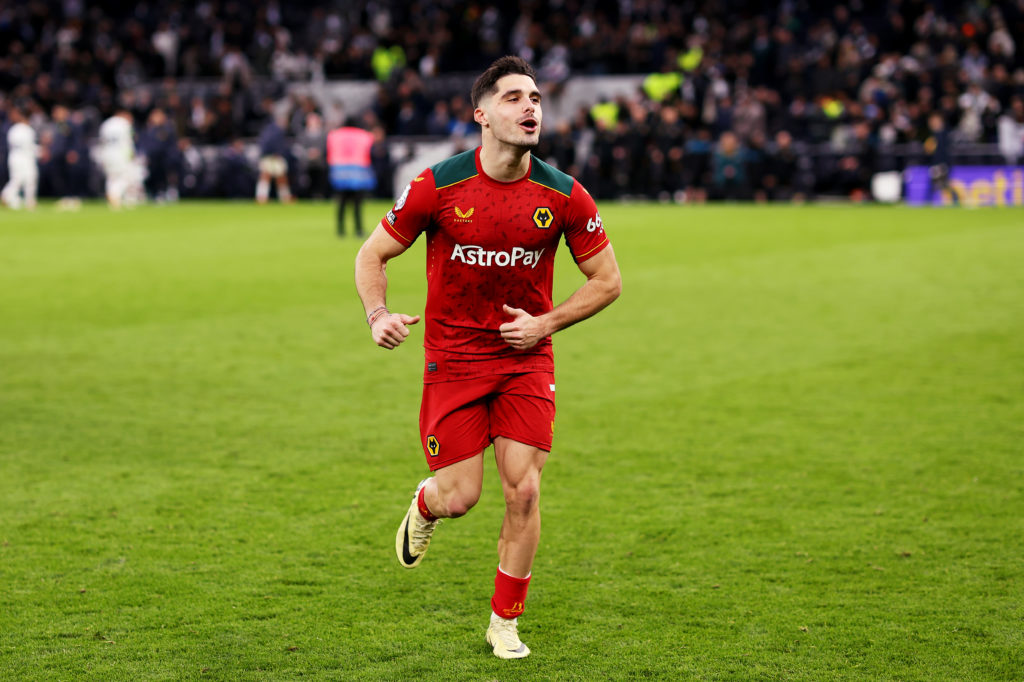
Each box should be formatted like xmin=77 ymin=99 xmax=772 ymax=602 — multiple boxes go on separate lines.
xmin=327 ymin=127 xmax=377 ymax=191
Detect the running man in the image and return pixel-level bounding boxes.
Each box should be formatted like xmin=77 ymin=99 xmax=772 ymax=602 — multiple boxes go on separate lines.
xmin=354 ymin=56 xmax=621 ymax=659
xmin=2 ymin=108 xmax=39 ymax=211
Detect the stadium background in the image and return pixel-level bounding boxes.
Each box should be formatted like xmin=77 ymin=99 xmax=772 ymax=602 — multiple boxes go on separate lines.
xmin=2 ymin=3 xmax=1024 ymax=681
xmin=2 ymin=0 xmax=1023 ymax=204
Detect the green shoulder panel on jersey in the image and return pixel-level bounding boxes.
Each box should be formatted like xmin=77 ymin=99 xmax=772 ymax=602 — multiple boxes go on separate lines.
xmin=528 ymin=155 xmax=575 ymax=198
xmin=430 ymin=149 xmax=479 ymax=189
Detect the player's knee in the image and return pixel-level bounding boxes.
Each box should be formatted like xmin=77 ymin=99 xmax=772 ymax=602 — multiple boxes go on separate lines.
xmin=444 ymin=492 xmax=479 ymax=518
xmin=504 ymin=475 xmax=541 ymax=514
xmin=445 ymin=501 xmax=470 ymax=518
xmin=440 ymin=486 xmax=480 ymax=518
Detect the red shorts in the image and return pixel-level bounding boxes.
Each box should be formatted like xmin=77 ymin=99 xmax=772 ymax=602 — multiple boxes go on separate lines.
xmin=419 ymin=372 xmax=556 ymax=470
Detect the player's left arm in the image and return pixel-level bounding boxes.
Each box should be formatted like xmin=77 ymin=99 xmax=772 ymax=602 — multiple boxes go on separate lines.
xmin=500 ymin=245 xmax=621 ymax=351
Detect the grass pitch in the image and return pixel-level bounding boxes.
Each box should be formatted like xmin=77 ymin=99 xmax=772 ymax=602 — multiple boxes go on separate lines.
xmin=1 ymin=201 xmax=1022 ymax=681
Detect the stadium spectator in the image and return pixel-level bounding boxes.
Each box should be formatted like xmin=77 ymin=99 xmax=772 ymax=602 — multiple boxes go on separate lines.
xmin=222 ymin=45 xmax=254 ymax=91
xmin=176 ymin=137 xmax=207 ymax=198
xmin=683 ymin=128 xmax=714 ymax=203
xmin=829 ymin=120 xmax=877 ymax=201
xmin=447 ymin=96 xmax=477 ymax=139
xmin=152 ymin=22 xmax=180 ymax=77
xmin=710 ymin=132 xmax=749 ymax=201
xmin=47 ymin=105 xmax=90 ymax=202
xmin=733 ymin=88 xmax=767 ymax=143
xmin=650 ymin=104 xmax=686 ymax=200
xmin=535 ymin=120 xmax=577 ymax=176
xmin=745 ymin=130 xmax=770 ymax=202
xmin=368 ymin=122 xmax=394 ymax=200
xmin=425 ymin=100 xmax=453 ymax=137
xmin=925 ymin=112 xmax=958 ymax=205
xmin=997 ymin=97 xmax=1024 ymax=165
xmin=958 ymin=81 xmax=1000 ymax=142
xmin=297 ymin=111 xmax=328 ymax=199
xmin=218 ymin=139 xmax=255 ymax=199
xmin=138 ymin=108 xmax=179 ymax=202
xmin=2 ymin=1 xmax=1024 ymax=202
xmin=763 ymin=130 xmax=804 ymax=202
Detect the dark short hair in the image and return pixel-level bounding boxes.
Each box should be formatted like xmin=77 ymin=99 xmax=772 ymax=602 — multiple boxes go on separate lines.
xmin=471 ymin=56 xmax=537 ymax=108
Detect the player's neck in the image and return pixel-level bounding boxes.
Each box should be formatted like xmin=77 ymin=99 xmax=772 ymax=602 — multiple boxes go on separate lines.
xmin=478 ymin=141 xmax=531 ymax=183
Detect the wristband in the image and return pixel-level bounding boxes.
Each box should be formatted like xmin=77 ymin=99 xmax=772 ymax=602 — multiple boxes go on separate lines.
xmin=367 ymin=306 xmax=389 ymax=327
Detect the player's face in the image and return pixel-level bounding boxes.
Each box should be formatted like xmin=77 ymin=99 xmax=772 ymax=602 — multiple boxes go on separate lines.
xmin=477 ymin=74 xmax=543 ymax=149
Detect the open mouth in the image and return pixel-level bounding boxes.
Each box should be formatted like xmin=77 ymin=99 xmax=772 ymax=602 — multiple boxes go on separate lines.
xmin=518 ymin=118 xmax=538 ymax=134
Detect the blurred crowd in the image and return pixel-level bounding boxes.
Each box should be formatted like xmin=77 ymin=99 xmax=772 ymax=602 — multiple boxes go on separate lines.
xmin=2 ymin=0 xmax=1024 ymax=202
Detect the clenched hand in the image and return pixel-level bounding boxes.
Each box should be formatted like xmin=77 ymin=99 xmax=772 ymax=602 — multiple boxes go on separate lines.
xmin=499 ymin=304 xmax=548 ymax=350
xmin=372 ymin=312 xmax=421 ymax=350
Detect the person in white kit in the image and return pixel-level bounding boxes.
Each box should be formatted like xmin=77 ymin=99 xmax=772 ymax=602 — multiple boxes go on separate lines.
xmin=1 ymin=108 xmax=39 ymax=211
xmin=98 ymin=110 xmax=145 ymax=209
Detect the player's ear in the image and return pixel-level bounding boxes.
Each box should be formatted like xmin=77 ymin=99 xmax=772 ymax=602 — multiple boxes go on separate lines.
xmin=474 ymin=107 xmax=488 ymax=128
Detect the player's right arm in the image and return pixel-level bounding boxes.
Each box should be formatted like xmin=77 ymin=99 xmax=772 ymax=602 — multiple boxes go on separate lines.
xmin=355 ymin=222 xmax=421 ymax=350
xmin=355 ymin=171 xmax=435 ymax=349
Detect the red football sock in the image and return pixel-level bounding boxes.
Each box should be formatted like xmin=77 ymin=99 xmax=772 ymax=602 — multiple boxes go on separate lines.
xmin=417 ymin=486 xmax=438 ymax=522
xmin=491 ymin=565 xmax=531 ymax=619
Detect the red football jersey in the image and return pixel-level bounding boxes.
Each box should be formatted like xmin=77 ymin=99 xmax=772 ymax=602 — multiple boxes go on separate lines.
xmin=382 ymin=147 xmax=610 ymax=382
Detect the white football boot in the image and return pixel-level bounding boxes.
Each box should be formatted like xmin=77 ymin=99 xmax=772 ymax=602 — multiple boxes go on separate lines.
xmin=395 ymin=478 xmax=439 ymax=568
xmin=486 ymin=612 xmax=530 ymax=659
